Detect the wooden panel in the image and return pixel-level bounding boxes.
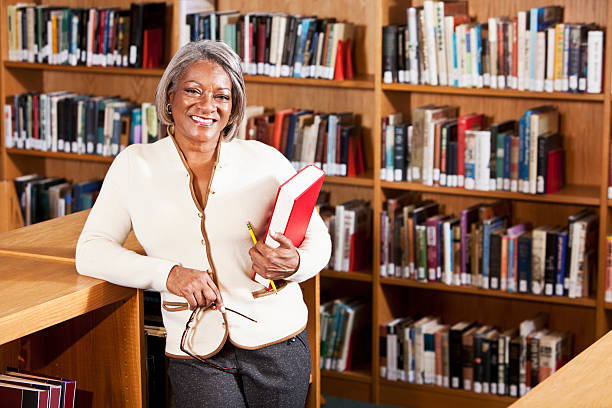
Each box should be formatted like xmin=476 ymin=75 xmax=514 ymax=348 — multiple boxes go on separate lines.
xmin=379 ymin=285 xmax=597 ymax=354
xmin=511 ymin=329 xmax=612 ymax=408
xmin=0 ymin=210 xmax=143 ymax=259
xmin=0 ymin=180 xmax=24 ymax=232
xmin=301 ymin=276 xmax=320 ymax=408
xmin=22 ymin=292 xmax=144 ymax=408
xmin=321 ymin=373 xmax=373 ymax=402
xmin=380 ymin=380 xmax=514 ymax=408
xmin=217 ymin=0 xmax=377 ymax=77
xmin=0 ymin=255 xmax=136 ymax=345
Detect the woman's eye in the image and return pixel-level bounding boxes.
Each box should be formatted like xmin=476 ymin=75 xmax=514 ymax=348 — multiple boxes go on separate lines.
xmin=216 ymin=95 xmax=230 ymax=101
xmin=185 ymin=88 xmax=199 ymax=95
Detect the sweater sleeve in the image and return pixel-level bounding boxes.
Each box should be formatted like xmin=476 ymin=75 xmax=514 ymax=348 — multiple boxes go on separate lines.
xmin=75 ymin=148 xmax=177 ymax=292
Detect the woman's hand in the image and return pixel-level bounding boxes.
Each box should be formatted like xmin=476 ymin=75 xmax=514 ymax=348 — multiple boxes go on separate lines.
xmin=166 ymin=266 xmax=223 ymax=310
xmin=249 ymin=231 xmax=300 ymax=280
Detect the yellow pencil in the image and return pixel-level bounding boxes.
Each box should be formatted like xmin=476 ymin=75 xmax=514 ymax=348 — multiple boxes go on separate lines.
xmin=247 ymin=222 xmax=278 ymax=294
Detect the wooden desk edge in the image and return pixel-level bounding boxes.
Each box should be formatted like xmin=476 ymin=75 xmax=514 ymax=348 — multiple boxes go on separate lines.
xmin=0 ymin=279 xmax=137 ymax=345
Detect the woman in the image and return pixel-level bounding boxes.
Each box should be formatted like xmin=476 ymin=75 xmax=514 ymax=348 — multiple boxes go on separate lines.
xmin=76 ymin=40 xmax=331 ymax=407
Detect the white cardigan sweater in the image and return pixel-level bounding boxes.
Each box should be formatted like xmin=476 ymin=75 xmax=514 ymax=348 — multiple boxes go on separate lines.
xmin=75 ymin=135 xmax=332 ymax=358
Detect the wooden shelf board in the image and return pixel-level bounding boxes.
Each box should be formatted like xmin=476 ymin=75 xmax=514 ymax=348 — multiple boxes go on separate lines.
xmin=325 ymin=175 xmax=374 ymax=187
xmin=321 ymin=269 xmax=373 ymax=282
xmin=381 ymin=182 xmax=600 ymax=206
xmin=382 ymin=83 xmax=605 ymax=102
xmin=380 ymin=277 xmax=597 ymax=308
xmin=605 ymin=302 xmax=612 ymax=310
xmin=321 ymin=369 xmax=372 ymax=384
xmin=4 ymin=61 xmax=165 ymax=76
xmin=244 ymin=74 xmax=374 ymax=89
xmin=379 ymin=379 xmax=516 ymax=405
xmin=0 ymin=254 xmax=135 ymax=345
xmin=7 ymin=148 xmax=114 ymax=163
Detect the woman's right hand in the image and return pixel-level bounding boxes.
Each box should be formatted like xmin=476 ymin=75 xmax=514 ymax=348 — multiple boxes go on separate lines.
xmin=166 ymin=266 xmax=224 ymax=311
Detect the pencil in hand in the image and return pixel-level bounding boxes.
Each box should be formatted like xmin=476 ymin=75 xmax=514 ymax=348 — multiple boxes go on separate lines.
xmin=247 ymin=222 xmax=278 ymax=294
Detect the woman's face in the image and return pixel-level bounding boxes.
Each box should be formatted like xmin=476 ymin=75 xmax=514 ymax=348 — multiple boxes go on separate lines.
xmin=169 ymin=60 xmax=232 ymax=146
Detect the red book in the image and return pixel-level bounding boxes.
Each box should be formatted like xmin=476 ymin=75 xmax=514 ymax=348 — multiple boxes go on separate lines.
xmin=457 ymin=114 xmax=484 ymax=188
xmin=0 ymin=374 xmax=61 ymax=408
xmin=0 ymin=382 xmax=49 ymax=407
xmin=334 ymin=40 xmax=344 ymax=80
xmin=344 ymin=38 xmax=354 ymax=80
xmin=546 ymin=149 xmax=564 ymax=194
xmin=5 ymin=369 xmax=76 ymax=408
xmin=143 ymin=28 xmax=163 ymax=68
xmin=264 ymin=165 xmax=326 ymax=248
xmin=272 ymin=109 xmax=296 ymax=151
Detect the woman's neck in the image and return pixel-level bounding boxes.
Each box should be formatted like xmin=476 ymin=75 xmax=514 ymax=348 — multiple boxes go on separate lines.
xmin=174 ymin=133 xmax=220 ymax=169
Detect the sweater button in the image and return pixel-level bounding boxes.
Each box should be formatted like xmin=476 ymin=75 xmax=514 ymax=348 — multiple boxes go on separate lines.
xmin=198 ymin=213 xmax=203 ymax=218
xmin=201 ymin=239 xmax=205 ymax=245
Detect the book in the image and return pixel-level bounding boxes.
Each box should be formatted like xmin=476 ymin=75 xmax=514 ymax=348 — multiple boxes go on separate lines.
xmin=0 ymin=382 xmax=48 ymax=408
xmin=264 ymin=164 xmax=325 ymax=248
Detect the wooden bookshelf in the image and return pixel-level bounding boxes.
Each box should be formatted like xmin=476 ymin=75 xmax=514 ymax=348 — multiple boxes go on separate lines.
xmin=381 ymin=277 xmax=597 ymax=308
xmin=382 ymin=83 xmax=606 ymax=102
xmin=320 ymin=269 xmax=373 ymax=282
xmin=2 ymin=0 xmax=612 ymax=406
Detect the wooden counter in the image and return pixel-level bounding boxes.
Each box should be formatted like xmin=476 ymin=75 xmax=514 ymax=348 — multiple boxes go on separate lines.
xmin=0 ymin=211 xmax=321 ymax=407
xmin=511 ymin=330 xmax=612 ymax=407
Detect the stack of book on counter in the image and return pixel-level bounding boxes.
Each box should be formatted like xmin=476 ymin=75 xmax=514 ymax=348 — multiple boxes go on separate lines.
xmin=240 ymin=106 xmax=366 ymax=177
xmin=317 ymin=197 xmax=372 ymax=273
xmin=381 ymin=195 xmax=597 ymax=299
xmin=383 ymin=2 xmax=604 ymax=94
xmin=14 ymin=175 xmax=103 ymax=225
xmin=380 ymin=312 xmax=572 ymax=398
xmin=320 ymin=297 xmax=369 ymax=372
xmin=381 ymin=105 xmax=564 ymax=196
xmin=6 ymin=3 xmax=166 ymax=68
xmin=0 ymin=369 xmax=76 ymax=408
xmin=4 ymin=92 xmax=159 ymax=156
xmin=184 ymin=11 xmax=357 ymax=80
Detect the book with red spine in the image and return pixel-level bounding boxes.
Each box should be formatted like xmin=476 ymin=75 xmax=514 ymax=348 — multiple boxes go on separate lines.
xmin=0 ymin=382 xmax=48 ymax=408
xmin=545 ymin=148 xmax=564 ymax=194
xmin=457 ymin=114 xmax=484 ymax=188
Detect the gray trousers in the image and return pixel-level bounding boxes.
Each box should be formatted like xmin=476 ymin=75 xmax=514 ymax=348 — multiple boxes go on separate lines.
xmin=168 ymin=329 xmax=311 ymax=408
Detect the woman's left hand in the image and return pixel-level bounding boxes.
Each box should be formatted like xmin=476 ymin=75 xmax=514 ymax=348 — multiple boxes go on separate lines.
xmin=249 ymin=231 xmax=300 ymax=280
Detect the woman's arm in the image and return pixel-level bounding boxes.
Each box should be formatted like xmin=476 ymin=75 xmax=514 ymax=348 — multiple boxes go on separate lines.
xmin=75 ymin=148 xmax=176 ymax=292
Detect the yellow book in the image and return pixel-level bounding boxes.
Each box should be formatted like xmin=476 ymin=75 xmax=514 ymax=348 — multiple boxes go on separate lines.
xmin=553 ymin=24 xmax=564 ymax=91
xmin=52 ymin=15 xmax=58 ymax=62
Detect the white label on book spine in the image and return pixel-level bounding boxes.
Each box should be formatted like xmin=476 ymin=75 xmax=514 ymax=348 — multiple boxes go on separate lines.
xmin=491 ymin=383 xmax=497 ymax=395
xmin=452 ymin=377 xmax=459 ymax=389
xmin=464 ymin=379 xmax=471 ymax=391
xmin=412 ymin=167 xmax=420 ymax=181
xmin=510 ymin=385 xmax=518 ymax=397
xmin=458 ymin=175 xmax=464 ymax=187
xmin=58 ymin=139 xmax=64 ymax=151
xmin=519 ymin=280 xmax=527 ymax=292
xmin=383 ymin=71 xmax=392 ymax=84
xmin=555 ymin=283 xmax=564 ymax=296
xmin=129 ymin=46 xmax=137 ymax=65
xmin=545 ymin=283 xmax=553 ymax=296
xmin=474 ymin=382 xmax=482 ymax=393
xmin=394 ymin=169 xmax=402 ymax=181
xmin=491 ymin=277 xmax=498 ymax=290
xmin=608 ymin=186 xmax=612 ymax=199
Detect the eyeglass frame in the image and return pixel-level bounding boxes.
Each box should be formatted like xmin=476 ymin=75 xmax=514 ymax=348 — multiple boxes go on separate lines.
xmin=179 ymin=303 xmax=256 ymax=372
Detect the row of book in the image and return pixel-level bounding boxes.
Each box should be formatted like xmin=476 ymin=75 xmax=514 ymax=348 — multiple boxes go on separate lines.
xmin=318 ymin=197 xmax=372 ymax=273
xmin=185 ymin=11 xmax=356 ymax=80
xmin=14 ymin=175 xmax=102 ymax=225
xmin=320 ymin=297 xmax=369 ymax=372
xmin=0 ymin=369 xmax=76 ymax=408
xmin=242 ymin=107 xmax=366 ymax=177
xmin=381 ymin=195 xmax=597 ymax=299
xmin=380 ymin=312 xmax=570 ymax=398
xmin=6 ymin=3 xmax=166 ymax=68
xmin=381 ymin=105 xmax=564 ymax=195
xmin=4 ymin=92 xmax=160 ymax=156
xmin=382 ymin=2 xmax=604 ymax=94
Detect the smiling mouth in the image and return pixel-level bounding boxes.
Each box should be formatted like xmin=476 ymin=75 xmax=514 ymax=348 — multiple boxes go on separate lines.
xmin=190 ymin=115 xmax=216 ymax=126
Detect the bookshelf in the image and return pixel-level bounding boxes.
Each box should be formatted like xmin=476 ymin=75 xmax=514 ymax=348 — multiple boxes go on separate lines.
xmin=2 ymin=1 xmax=612 ymax=408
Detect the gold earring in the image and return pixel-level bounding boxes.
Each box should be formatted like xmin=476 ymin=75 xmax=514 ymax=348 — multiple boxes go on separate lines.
xmin=166 ymin=103 xmax=172 ymax=115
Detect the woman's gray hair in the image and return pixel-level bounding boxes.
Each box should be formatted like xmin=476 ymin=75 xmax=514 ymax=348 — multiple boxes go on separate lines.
xmin=155 ymin=40 xmax=246 ymax=141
